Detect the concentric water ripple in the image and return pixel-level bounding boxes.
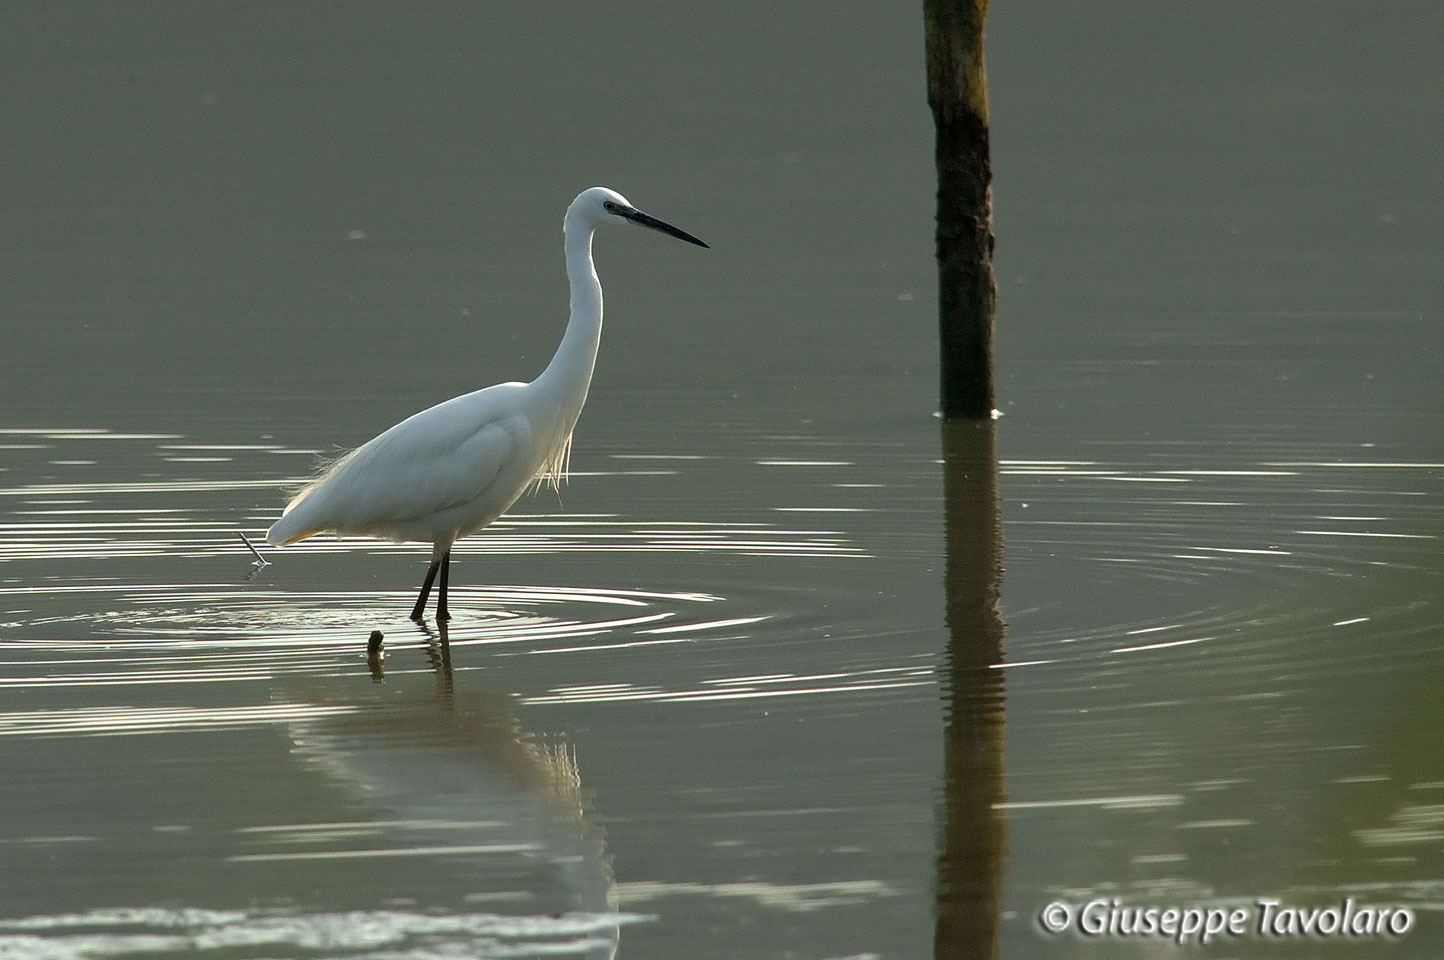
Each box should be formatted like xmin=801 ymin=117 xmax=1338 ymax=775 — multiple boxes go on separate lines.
xmin=0 ymin=429 xmax=869 ymax=691
xmin=4 ymin=584 xmax=724 ymax=641
xmin=993 ymin=453 xmax=1443 ymax=679
xmin=4 ymin=429 xmax=1440 ymax=690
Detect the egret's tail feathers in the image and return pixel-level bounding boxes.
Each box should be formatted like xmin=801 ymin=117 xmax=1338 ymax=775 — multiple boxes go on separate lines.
xmin=267 ymin=447 xmax=360 ymax=546
xmin=266 ymin=528 xmax=319 ymax=547
xmin=266 ymin=509 xmax=321 ymax=547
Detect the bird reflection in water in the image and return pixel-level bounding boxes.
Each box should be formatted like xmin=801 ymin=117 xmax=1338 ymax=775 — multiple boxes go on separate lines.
xmin=279 ymin=626 xmax=619 ymax=959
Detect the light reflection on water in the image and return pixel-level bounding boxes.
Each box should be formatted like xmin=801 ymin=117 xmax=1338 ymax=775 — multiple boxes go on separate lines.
xmin=3 ymin=427 xmax=1438 ymax=710
xmin=2 ymin=604 xmax=635 ymax=957
xmin=0 ymin=429 xmax=908 ymax=957
xmin=1 ymin=423 xmax=1442 ymax=957
xmin=0 ymin=907 xmax=635 ymax=959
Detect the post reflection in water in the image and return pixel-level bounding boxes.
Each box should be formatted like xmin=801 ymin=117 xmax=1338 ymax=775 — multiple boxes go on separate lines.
xmin=935 ymin=419 xmax=1008 ymax=960
xmin=277 ymin=626 xmax=619 ymax=960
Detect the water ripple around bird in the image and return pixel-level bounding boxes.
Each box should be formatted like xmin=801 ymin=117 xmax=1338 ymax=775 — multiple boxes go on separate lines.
xmin=0 ymin=428 xmax=889 ymax=739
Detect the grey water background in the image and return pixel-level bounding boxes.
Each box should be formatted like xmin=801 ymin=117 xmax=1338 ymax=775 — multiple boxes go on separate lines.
xmin=1 ymin=2 xmax=1441 ymax=958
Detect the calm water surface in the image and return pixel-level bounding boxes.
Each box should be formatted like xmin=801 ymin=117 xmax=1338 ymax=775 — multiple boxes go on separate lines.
xmin=2 ymin=3 xmax=1442 ymax=959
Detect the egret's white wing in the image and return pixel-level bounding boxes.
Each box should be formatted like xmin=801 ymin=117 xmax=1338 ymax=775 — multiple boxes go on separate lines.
xmin=270 ymin=384 xmax=533 ymax=544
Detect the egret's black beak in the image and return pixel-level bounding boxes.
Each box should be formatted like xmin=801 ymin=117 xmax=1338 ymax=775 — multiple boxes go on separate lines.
xmin=624 ymin=207 xmax=709 ymax=248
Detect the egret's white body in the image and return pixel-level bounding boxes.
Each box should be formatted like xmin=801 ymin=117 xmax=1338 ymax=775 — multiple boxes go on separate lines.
xmin=266 ymin=187 xmax=707 ymax=620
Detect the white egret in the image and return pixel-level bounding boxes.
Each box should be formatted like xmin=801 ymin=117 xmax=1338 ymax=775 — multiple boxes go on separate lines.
xmin=266 ymin=187 xmax=708 ymax=621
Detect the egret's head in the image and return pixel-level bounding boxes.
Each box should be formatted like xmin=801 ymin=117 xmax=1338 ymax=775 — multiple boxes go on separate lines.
xmin=567 ymin=186 xmax=709 ymax=248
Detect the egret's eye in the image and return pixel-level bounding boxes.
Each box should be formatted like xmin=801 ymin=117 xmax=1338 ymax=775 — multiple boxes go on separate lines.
xmin=603 ymin=201 xmax=618 ymax=212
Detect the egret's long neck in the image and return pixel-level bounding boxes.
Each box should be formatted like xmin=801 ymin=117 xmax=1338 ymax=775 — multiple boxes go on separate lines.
xmin=535 ymin=218 xmax=603 ymax=420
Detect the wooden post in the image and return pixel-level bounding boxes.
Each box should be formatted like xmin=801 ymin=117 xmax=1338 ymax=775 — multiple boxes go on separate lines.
xmin=926 ymin=0 xmax=997 ymax=420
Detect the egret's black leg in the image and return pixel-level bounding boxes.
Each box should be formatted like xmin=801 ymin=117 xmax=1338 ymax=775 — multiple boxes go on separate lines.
xmin=436 ymin=550 xmax=452 ymax=622
xmin=411 ymin=556 xmax=442 ymax=621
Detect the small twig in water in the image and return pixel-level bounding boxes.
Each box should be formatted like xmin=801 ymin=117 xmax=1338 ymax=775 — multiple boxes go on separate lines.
xmin=238 ymin=532 xmax=270 ymax=567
